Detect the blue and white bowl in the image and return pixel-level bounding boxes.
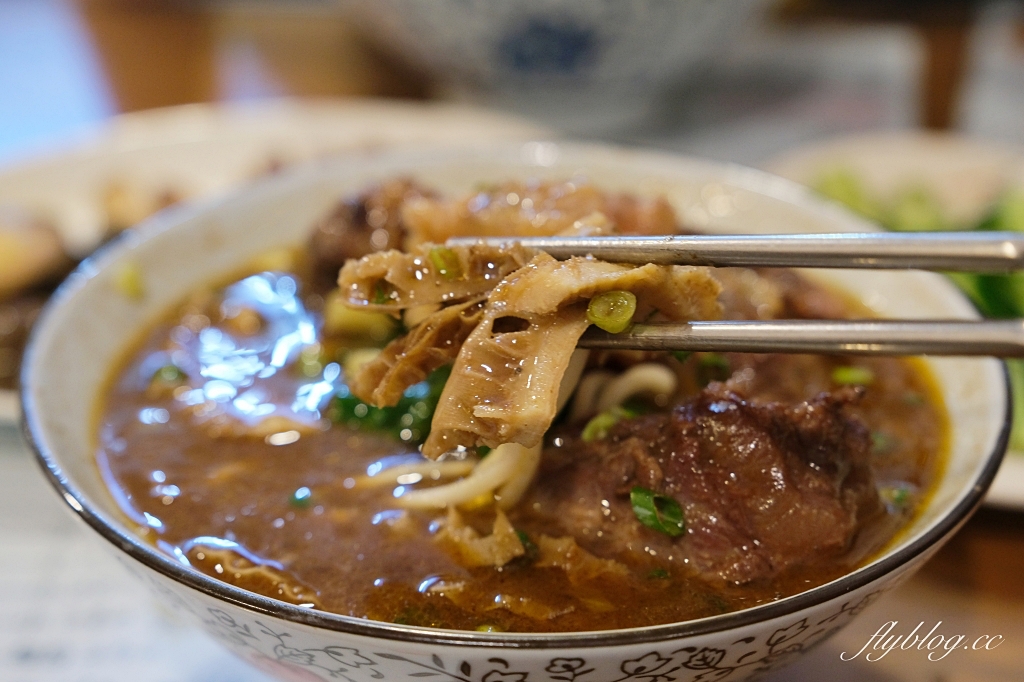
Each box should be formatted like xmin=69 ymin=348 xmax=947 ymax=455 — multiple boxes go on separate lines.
xmin=344 ymin=0 xmax=766 ymax=132
xmin=22 ymin=142 xmax=1008 ymax=682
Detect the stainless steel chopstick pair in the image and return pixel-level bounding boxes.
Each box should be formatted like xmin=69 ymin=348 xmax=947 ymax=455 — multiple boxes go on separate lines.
xmin=446 ymin=232 xmax=1024 ymax=358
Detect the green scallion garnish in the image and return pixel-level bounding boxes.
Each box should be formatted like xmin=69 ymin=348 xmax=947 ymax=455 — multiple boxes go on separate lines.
xmin=515 ymin=530 xmax=539 ymax=563
xmin=428 ymin=246 xmax=463 ymax=280
xmin=696 ymin=353 xmax=731 ymax=386
xmin=372 ymin=281 xmax=392 ymax=305
xmin=832 ymin=365 xmax=875 ymax=386
xmin=587 ymin=290 xmax=637 ymax=334
xmin=328 ymin=365 xmax=450 ymax=444
xmin=581 ymin=408 xmax=622 ymax=442
xmin=880 ymin=484 xmax=914 ymax=511
xmin=152 ymin=364 xmax=187 ymax=384
xmin=630 ymin=486 xmax=685 ymax=537
xmin=871 ymin=431 xmax=895 ymax=455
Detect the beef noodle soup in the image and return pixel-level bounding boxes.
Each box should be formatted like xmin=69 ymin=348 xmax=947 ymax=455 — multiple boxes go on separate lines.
xmin=94 ymin=179 xmax=947 ymax=632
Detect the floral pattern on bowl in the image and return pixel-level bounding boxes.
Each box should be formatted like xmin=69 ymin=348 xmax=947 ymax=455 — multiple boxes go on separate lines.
xmin=345 ymin=0 xmax=767 ymax=131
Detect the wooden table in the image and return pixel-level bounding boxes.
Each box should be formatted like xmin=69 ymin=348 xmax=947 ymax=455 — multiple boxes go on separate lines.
xmin=76 ymin=0 xmax=427 ymax=112
xmin=56 ymin=0 xmax=1024 ymax=132
xmin=777 ymin=0 xmax=1016 ymax=129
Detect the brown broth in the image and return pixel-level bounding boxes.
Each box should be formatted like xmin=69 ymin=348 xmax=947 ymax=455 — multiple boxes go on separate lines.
xmin=93 ymin=266 xmax=948 ymax=633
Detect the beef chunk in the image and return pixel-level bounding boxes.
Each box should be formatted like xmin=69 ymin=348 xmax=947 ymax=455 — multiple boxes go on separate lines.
xmin=307 ymin=179 xmax=435 ymax=290
xmin=515 ymin=386 xmax=880 ymax=585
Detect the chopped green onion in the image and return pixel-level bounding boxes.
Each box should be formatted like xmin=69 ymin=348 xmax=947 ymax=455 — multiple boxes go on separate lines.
xmin=672 ymin=351 xmax=693 ymax=364
xmin=582 ymin=403 xmax=648 ymax=442
xmin=587 ymin=290 xmax=637 ymax=334
xmin=394 ymin=606 xmax=446 ymax=628
xmin=289 ymin=486 xmax=313 ymax=508
xmin=630 ymin=486 xmax=685 ymax=537
xmin=323 ymin=291 xmax=399 ymax=342
xmin=152 ymin=364 xmax=187 ymax=384
xmin=114 ymin=261 xmax=146 ymax=300
xmin=903 ymin=392 xmax=925 ymax=406
xmin=428 ymin=246 xmax=463 ymax=280
xmin=582 ymin=411 xmax=618 ymax=442
xmin=619 ymin=397 xmax=653 ymax=417
xmin=647 ymin=568 xmax=670 ymax=579
xmin=704 ymin=592 xmax=731 ymax=614
xmin=328 ymin=365 xmax=450 ymax=444
xmin=372 ymin=281 xmax=392 ymax=305
xmin=696 ymin=353 xmax=731 ymax=386
xmin=871 ymin=431 xmax=895 ymax=455
xmin=581 ymin=407 xmax=624 ymax=442
xmin=880 ymin=484 xmax=914 ymax=511
xmin=476 ymin=445 xmax=492 ymax=458
xmin=832 ymin=365 xmax=875 ymax=386
xmin=515 ymin=530 xmax=539 ymax=563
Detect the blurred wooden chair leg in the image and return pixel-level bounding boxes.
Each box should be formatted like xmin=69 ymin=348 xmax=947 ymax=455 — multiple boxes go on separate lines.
xmin=920 ymin=21 xmax=972 ymax=129
xmin=77 ymin=0 xmax=216 ymax=112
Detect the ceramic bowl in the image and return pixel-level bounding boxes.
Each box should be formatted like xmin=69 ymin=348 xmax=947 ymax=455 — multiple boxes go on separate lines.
xmin=343 ymin=0 xmax=767 ymax=133
xmin=22 ymin=142 xmax=1008 ymax=682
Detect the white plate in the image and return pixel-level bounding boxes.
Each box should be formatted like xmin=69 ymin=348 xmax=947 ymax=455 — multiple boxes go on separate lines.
xmin=766 ymin=131 xmax=1024 ymax=509
xmin=0 ymin=98 xmax=548 ymax=422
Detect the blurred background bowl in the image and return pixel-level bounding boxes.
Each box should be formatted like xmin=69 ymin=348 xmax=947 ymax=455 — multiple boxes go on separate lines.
xmin=343 ymin=0 xmax=768 ymax=134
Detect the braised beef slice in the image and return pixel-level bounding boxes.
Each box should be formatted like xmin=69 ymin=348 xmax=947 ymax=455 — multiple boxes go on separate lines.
xmin=307 ymin=179 xmax=436 ymax=291
xmin=516 ymin=386 xmax=880 ymax=585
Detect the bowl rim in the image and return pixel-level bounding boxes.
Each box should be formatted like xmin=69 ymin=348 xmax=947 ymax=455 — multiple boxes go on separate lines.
xmin=20 ymin=140 xmax=1012 ymax=649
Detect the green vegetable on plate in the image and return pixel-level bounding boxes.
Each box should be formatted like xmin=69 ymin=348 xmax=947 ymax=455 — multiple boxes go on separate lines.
xmin=814 ymin=170 xmax=1024 ymax=451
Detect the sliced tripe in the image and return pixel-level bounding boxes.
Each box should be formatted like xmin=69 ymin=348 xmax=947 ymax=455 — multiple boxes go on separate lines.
xmin=494 ymin=252 xmax=723 ymax=320
xmin=344 ymin=229 xmax=617 ymax=408
xmin=535 ymin=535 xmax=629 ymax=585
xmin=421 ymin=254 xmax=722 ymax=458
xmin=423 ymin=304 xmax=590 ymax=458
xmin=336 ymin=209 xmax=615 ymax=316
xmin=434 ymin=507 xmax=524 ymax=568
xmin=400 ymin=180 xmax=678 ymax=245
xmin=349 ymin=298 xmax=485 ymax=406
xmin=336 ymin=242 xmax=533 ymax=312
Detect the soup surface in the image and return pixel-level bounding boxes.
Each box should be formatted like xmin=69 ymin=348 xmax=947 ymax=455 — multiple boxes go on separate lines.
xmin=95 ymin=179 xmax=947 ymax=632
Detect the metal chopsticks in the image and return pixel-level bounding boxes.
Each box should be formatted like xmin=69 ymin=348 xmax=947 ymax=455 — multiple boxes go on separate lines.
xmin=445 ymin=232 xmax=1024 ymax=357
xmin=577 ymin=320 xmax=1024 ymax=358
xmin=446 ymin=232 xmax=1024 ymax=272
